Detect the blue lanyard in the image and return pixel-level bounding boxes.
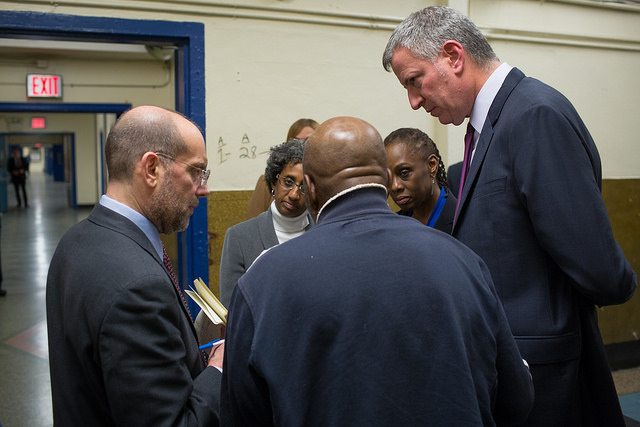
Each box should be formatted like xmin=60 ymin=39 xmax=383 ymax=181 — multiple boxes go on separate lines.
xmin=426 ymin=186 xmax=446 ymax=228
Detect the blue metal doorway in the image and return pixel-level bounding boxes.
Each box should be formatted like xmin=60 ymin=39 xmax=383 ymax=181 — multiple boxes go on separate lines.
xmin=0 ymin=11 xmax=209 ymax=302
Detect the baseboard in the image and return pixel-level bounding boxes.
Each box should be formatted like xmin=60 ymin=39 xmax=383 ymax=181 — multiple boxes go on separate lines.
xmin=607 ymin=340 xmax=640 ymax=371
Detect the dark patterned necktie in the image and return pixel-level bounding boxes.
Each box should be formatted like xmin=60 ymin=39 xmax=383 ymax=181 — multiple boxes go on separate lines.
xmin=454 ymin=123 xmax=475 ymax=222
xmin=162 ymin=244 xmax=208 ymax=364
xmin=162 ymin=244 xmax=193 ymax=318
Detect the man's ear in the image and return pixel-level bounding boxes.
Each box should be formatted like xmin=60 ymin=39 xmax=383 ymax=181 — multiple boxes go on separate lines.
xmin=303 ymin=173 xmax=318 ymax=217
xmin=442 ymin=40 xmax=464 ymax=73
xmin=140 ymin=152 xmax=161 ymax=188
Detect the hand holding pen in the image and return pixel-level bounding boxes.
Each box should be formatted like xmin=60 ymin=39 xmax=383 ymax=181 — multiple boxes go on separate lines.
xmin=202 ymin=339 xmax=225 ymax=370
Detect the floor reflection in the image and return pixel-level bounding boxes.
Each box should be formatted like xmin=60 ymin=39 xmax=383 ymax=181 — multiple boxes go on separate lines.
xmin=0 ymin=172 xmax=91 ymax=427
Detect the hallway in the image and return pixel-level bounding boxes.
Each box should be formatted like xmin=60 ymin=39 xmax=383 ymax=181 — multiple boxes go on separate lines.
xmin=0 ymin=172 xmax=91 ymax=426
xmin=0 ymin=171 xmax=639 ymax=426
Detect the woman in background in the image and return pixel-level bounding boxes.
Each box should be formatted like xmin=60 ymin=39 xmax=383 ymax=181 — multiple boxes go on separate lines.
xmin=384 ymin=128 xmax=456 ymax=234
xmin=245 ymin=118 xmax=319 ymax=219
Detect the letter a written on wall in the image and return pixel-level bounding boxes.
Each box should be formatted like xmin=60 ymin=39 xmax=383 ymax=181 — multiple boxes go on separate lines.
xmin=27 ymin=74 xmax=62 ymax=98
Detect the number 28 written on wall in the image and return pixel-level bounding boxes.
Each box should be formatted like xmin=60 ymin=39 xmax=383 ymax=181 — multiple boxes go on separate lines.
xmin=217 ymin=134 xmax=268 ymax=164
xmin=27 ymin=74 xmax=62 ymax=98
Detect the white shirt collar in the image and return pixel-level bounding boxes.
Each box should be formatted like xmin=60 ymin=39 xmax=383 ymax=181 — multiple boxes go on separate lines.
xmin=469 ymin=62 xmax=512 ymax=133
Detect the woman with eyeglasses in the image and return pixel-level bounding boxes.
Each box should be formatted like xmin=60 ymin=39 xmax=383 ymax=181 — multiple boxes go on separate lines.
xmin=220 ymin=138 xmax=313 ymax=307
xmin=384 ymin=128 xmax=457 ymax=234
xmin=245 ymin=118 xmax=319 ymax=220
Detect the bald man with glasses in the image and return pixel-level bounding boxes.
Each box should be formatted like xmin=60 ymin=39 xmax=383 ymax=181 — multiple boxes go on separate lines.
xmin=47 ymin=106 xmax=223 ymax=427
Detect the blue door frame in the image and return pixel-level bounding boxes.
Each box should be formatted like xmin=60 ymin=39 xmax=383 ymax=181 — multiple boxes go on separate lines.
xmin=0 ymin=11 xmax=209 ymax=309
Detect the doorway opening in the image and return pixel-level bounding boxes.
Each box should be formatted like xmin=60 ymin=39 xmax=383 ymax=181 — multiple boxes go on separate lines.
xmin=0 ymin=10 xmax=208 ymax=297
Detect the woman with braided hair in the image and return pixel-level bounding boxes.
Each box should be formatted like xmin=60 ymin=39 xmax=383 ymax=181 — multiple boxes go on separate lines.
xmin=384 ymin=127 xmax=457 ymax=233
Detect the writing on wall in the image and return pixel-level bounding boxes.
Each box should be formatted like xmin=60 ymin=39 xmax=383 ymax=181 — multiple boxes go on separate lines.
xmin=217 ymin=134 xmax=270 ymax=165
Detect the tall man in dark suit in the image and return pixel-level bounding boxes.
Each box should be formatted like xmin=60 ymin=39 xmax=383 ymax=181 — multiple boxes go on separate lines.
xmin=7 ymin=147 xmax=29 ymax=208
xmin=46 ymin=106 xmax=223 ymax=426
xmin=383 ymin=7 xmax=637 ymax=426
xmin=220 ymin=116 xmax=534 ymax=426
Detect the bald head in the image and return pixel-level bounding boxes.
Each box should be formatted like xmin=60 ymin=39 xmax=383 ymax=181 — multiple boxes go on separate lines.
xmin=105 ymin=105 xmax=197 ymax=182
xmin=303 ymin=117 xmax=388 ymax=216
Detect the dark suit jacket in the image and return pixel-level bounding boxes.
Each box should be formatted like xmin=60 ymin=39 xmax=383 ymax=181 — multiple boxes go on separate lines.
xmin=452 ymin=68 xmax=637 ymax=426
xmin=221 ymin=187 xmax=534 ymax=426
xmin=46 ymin=204 xmax=221 ymax=426
xmin=7 ymin=155 xmax=28 ymax=183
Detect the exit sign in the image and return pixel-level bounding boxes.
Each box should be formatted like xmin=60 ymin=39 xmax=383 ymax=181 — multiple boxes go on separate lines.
xmin=27 ymin=74 xmax=62 ymax=98
xmin=32 ymin=117 xmax=46 ymax=129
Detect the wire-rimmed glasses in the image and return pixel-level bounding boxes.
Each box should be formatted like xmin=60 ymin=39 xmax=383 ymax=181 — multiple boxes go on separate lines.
xmin=156 ymin=152 xmax=210 ymax=187
xmin=276 ymin=174 xmax=304 ymax=195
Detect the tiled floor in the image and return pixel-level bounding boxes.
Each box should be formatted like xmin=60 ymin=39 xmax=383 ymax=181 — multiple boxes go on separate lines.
xmin=0 ymin=172 xmax=638 ymax=426
xmin=0 ymin=172 xmax=91 ymax=427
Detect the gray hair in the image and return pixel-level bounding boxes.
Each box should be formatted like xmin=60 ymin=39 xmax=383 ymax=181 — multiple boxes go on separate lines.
xmin=264 ymin=138 xmax=307 ymax=189
xmin=382 ymin=6 xmax=497 ymax=71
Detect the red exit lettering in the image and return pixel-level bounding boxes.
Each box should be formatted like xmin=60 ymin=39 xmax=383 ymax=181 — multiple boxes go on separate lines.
xmin=27 ymin=74 xmax=62 ymax=98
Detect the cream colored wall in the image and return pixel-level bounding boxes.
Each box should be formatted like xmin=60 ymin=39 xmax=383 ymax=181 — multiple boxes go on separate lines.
xmin=467 ymin=0 xmax=640 ymax=178
xmin=1 ymin=0 xmax=639 ymax=188
xmin=0 ymin=0 xmax=433 ymax=192
xmin=0 ymin=57 xmax=174 ymax=106
xmin=205 ymin=13 xmax=431 ymax=189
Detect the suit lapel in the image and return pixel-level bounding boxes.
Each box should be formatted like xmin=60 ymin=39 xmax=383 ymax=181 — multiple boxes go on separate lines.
xmin=257 ymin=208 xmax=279 ymax=249
xmin=89 ymin=204 xmax=198 ymax=330
xmin=452 ymin=68 xmax=525 ymax=233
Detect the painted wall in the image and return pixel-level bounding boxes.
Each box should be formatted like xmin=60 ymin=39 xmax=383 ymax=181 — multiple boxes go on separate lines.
xmin=1 ymin=0 xmax=637 ymax=185
xmin=468 ymin=0 xmax=640 ymax=179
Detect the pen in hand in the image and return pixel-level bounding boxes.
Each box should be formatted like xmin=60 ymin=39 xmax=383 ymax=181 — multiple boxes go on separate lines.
xmin=199 ymin=338 xmax=223 ymax=350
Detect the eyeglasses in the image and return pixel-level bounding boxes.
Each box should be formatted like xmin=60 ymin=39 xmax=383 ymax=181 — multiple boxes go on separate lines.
xmin=155 ymin=152 xmax=211 ymax=187
xmin=276 ymin=174 xmax=304 ymax=195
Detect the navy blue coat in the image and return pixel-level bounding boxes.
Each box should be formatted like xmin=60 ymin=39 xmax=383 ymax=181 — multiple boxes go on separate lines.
xmin=453 ymin=68 xmax=637 ymax=426
xmin=221 ymin=187 xmax=533 ymax=426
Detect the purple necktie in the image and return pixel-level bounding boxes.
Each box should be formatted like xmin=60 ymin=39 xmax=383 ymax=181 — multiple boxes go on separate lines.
xmin=454 ymin=123 xmax=475 ymax=221
xmin=162 ymin=244 xmax=208 ymax=364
